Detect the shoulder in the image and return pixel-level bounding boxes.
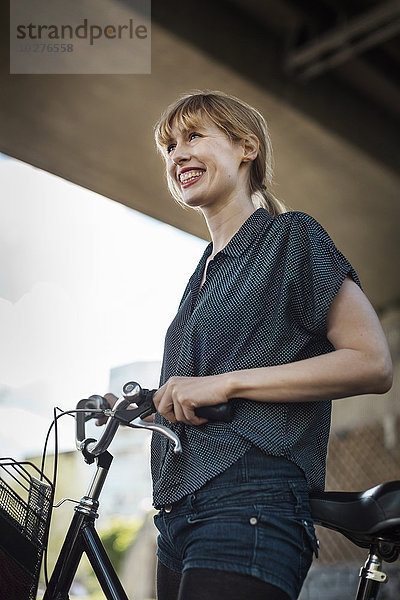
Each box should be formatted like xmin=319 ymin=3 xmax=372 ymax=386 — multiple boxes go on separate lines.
xmin=274 ymin=210 xmax=326 ymax=231
xmin=251 ymin=210 xmax=330 ymax=267
xmin=272 ymin=211 xmax=335 ymax=247
xmin=273 ymin=211 xmax=360 ymax=285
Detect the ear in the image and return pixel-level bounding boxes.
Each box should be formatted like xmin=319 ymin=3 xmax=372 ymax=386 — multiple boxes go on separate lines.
xmin=241 ymin=134 xmax=259 ymax=163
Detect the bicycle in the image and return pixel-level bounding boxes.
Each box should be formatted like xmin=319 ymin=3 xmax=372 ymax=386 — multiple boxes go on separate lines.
xmin=310 ymin=482 xmax=400 ymax=599
xmin=0 ymin=382 xmax=231 ymax=600
xmin=0 ymin=382 xmax=399 ymax=600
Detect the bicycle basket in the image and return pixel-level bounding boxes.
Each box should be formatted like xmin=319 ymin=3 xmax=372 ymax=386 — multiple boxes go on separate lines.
xmin=0 ymin=458 xmax=53 ymax=600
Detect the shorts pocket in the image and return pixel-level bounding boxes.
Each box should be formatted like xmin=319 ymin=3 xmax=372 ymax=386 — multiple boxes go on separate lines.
xmin=187 ymin=504 xmax=250 ymax=525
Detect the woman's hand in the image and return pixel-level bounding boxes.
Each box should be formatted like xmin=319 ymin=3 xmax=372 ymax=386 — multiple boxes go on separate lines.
xmin=153 ymin=374 xmax=229 ymax=426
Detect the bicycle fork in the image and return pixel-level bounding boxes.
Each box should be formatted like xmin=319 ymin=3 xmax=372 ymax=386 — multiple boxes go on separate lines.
xmin=43 ymin=452 xmax=129 ymax=600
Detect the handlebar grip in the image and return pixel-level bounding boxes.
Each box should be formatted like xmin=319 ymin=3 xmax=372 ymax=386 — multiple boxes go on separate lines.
xmin=195 ymin=403 xmax=233 ymax=422
xmin=146 ymin=387 xmax=233 ymax=422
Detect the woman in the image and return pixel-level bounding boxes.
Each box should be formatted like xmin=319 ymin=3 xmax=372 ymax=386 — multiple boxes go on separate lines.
xmin=150 ymin=91 xmax=393 ymax=600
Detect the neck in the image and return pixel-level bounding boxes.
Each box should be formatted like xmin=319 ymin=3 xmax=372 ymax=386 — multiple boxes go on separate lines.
xmin=202 ymin=198 xmax=256 ymax=256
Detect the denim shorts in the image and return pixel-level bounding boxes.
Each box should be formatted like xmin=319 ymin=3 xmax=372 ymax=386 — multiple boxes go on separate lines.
xmin=153 ymin=448 xmax=319 ymax=600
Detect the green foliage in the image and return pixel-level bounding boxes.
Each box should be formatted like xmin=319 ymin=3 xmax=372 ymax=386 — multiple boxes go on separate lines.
xmin=66 ymin=516 xmax=143 ymax=598
xmin=98 ymin=515 xmax=142 ymax=574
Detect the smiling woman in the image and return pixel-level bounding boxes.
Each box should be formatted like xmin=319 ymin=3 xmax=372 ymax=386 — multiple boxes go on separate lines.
xmin=154 ymin=90 xmax=286 ymax=216
xmin=144 ymin=91 xmax=393 ymax=600
xmin=167 ymin=119 xmax=250 ymax=213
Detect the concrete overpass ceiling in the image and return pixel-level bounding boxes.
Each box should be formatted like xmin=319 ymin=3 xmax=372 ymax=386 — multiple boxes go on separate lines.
xmin=1 ymin=0 xmax=399 ymax=310
xmin=152 ymin=0 xmax=400 ymax=172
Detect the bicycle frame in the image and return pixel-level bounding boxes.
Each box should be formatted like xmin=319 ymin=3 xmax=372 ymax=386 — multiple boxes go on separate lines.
xmin=43 ymin=383 xmax=182 ymax=600
xmin=44 ymin=451 xmax=129 ymax=600
xmin=356 ymin=547 xmax=387 ymax=600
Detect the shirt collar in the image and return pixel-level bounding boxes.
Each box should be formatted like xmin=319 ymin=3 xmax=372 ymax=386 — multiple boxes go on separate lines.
xmin=191 ymin=209 xmax=273 ymax=289
xmin=219 ymin=208 xmax=273 ymax=258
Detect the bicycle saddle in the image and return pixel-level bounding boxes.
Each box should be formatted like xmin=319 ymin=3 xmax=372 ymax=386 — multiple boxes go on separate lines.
xmin=310 ymin=481 xmax=400 ymax=547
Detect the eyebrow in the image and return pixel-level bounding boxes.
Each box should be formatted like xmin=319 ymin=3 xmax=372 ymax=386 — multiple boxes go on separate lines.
xmin=165 ymin=125 xmax=203 ymax=145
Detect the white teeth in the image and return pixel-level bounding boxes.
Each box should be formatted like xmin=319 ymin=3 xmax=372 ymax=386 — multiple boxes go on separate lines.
xmin=179 ymin=170 xmax=204 ymax=183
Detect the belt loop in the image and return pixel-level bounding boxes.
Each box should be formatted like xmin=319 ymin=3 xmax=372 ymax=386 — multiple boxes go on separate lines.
xmin=289 ymin=482 xmax=302 ymax=513
xmin=240 ymin=450 xmax=249 ymax=483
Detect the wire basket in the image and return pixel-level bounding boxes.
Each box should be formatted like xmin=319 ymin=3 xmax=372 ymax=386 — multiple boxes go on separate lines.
xmin=0 ymin=458 xmax=53 ymax=600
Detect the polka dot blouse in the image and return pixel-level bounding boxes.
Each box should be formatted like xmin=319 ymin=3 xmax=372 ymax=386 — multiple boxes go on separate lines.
xmin=151 ymin=209 xmax=360 ymax=508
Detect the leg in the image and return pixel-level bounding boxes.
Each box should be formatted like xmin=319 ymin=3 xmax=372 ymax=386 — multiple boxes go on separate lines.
xmin=157 ymin=560 xmax=182 ymax=600
xmin=178 ymin=568 xmax=291 ymax=600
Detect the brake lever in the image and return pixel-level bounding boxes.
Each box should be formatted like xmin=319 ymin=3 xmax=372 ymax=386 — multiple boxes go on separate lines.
xmin=111 ymin=383 xmax=182 ymax=454
xmin=128 ymin=417 xmax=182 ymax=454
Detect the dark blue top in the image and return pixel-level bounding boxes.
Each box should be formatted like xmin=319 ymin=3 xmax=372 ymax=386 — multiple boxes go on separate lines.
xmin=151 ymin=209 xmax=360 ymax=508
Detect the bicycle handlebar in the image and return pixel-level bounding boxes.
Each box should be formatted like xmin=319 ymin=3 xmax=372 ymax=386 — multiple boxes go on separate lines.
xmin=76 ymin=381 xmax=233 ymax=463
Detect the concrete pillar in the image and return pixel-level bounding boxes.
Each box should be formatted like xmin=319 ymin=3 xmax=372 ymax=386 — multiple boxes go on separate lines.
xmin=331 ymin=306 xmax=400 ymax=436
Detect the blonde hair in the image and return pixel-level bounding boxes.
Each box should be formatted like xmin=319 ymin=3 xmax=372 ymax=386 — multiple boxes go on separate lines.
xmin=154 ymin=90 xmax=286 ymax=216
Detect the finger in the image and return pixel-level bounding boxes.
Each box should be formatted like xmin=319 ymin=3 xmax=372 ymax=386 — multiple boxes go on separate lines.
xmin=173 ymin=400 xmax=207 ymax=426
xmin=181 ymin=407 xmax=208 ymax=426
xmin=152 ymin=388 xmax=162 ymax=410
xmin=104 ymin=392 xmax=118 ymax=408
xmin=158 ymin=403 xmax=177 ymax=423
xmin=154 ymin=388 xmax=177 ymax=423
xmin=164 ymin=408 xmax=177 ymax=423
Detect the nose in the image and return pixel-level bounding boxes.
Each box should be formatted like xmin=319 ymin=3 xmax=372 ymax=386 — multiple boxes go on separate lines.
xmin=172 ymin=155 xmax=187 ymax=166
xmin=171 ymin=140 xmax=190 ymax=165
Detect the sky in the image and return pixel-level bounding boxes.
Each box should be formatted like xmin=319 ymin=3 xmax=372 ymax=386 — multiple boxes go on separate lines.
xmin=0 ymin=154 xmax=207 ymax=457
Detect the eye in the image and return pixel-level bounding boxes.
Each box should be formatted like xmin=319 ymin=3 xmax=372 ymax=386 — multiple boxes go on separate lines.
xmin=167 ymin=143 xmax=176 ymax=154
xmin=189 ymin=132 xmax=201 ymax=141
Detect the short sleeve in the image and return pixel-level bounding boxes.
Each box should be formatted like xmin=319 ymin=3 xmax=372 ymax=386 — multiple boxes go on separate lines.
xmin=286 ymin=212 xmax=361 ymax=335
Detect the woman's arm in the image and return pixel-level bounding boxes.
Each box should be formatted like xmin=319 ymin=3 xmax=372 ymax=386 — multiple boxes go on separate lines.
xmin=154 ymin=278 xmax=393 ymax=425
xmin=227 ymin=277 xmax=392 ymax=402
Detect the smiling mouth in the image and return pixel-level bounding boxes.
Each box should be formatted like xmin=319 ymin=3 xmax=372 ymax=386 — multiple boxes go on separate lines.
xmin=179 ymin=169 xmax=205 ymax=188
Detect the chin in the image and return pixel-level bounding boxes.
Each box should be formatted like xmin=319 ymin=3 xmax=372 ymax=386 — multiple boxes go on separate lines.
xmin=181 ymin=194 xmax=206 ymax=209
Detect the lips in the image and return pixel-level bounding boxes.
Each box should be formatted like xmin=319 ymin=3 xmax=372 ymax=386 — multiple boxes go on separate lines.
xmin=178 ymin=168 xmax=205 ymax=188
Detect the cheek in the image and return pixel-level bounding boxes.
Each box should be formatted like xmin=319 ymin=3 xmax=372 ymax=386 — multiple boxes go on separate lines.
xmin=220 ymin=164 xmax=240 ymax=184
xmin=166 ymin=165 xmax=177 ymax=186
xmin=166 ymin=159 xmax=174 ymax=174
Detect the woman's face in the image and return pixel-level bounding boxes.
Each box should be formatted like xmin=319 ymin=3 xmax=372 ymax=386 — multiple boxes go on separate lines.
xmin=165 ymin=116 xmax=249 ymax=210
